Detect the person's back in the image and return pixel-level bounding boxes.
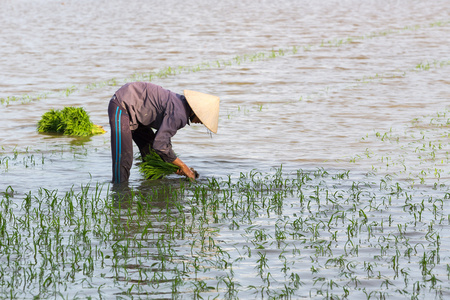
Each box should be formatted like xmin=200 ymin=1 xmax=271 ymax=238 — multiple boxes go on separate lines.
xmin=115 ymin=82 xmax=188 ymax=131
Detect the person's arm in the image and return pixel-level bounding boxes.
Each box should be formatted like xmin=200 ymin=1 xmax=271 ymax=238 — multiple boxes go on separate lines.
xmin=171 ymin=157 xmax=196 ymax=180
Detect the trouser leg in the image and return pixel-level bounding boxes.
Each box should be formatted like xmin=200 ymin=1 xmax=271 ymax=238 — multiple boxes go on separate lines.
xmin=108 ymin=97 xmax=133 ymax=183
xmin=132 ymin=125 xmax=155 ymax=159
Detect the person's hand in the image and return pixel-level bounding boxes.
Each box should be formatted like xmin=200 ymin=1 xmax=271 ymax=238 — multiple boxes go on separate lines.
xmin=183 ymin=167 xmax=196 ymax=180
xmin=176 ymin=167 xmax=199 ymax=179
xmin=175 ymin=166 xmax=196 ymax=180
xmin=171 ymin=157 xmax=197 ymax=180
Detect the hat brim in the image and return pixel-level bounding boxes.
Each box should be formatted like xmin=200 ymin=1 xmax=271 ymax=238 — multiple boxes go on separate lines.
xmin=184 ymin=90 xmax=220 ymax=133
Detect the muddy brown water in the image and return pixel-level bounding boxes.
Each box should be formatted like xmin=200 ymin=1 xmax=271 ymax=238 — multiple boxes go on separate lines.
xmin=1 ymin=0 xmax=450 ymax=298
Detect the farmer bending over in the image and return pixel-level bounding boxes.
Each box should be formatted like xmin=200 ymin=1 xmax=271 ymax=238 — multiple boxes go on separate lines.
xmin=108 ymin=82 xmax=220 ymax=184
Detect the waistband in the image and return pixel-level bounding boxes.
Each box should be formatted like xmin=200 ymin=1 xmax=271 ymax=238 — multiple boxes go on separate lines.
xmin=111 ymin=94 xmax=128 ymax=114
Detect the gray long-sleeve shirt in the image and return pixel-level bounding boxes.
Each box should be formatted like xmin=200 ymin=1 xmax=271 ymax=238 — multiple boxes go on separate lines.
xmin=115 ymin=82 xmax=192 ymax=162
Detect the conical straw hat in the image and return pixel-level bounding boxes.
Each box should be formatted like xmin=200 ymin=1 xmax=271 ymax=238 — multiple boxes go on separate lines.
xmin=184 ymin=90 xmax=220 ymax=133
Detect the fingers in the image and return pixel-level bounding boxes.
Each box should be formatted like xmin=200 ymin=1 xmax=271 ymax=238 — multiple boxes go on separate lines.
xmin=184 ymin=168 xmax=196 ymax=180
xmin=190 ymin=168 xmax=199 ymax=179
xmin=175 ymin=167 xmax=196 ymax=180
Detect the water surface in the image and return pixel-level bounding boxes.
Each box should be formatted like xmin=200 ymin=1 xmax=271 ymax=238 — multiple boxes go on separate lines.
xmin=1 ymin=0 xmax=449 ymax=298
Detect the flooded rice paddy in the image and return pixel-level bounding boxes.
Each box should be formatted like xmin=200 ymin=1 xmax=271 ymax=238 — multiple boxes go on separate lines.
xmin=1 ymin=0 xmax=450 ymax=298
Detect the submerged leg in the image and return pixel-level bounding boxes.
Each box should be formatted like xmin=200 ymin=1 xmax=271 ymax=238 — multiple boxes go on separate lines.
xmin=108 ymin=97 xmax=133 ymax=183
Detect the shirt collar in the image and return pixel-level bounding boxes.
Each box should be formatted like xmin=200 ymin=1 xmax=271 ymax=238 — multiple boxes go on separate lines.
xmin=180 ymin=95 xmax=193 ymax=125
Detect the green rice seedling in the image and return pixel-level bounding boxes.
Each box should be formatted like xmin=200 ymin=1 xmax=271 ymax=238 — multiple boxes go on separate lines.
xmin=3 ymin=20 xmax=448 ymax=112
xmin=63 ymin=85 xmax=77 ymax=96
xmin=37 ymin=106 xmax=105 ymax=136
xmin=139 ymin=148 xmax=199 ymax=180
xmin=139 ymin=149 xmax=180 ymax=180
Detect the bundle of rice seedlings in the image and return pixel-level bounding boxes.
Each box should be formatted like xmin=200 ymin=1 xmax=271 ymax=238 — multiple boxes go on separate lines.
xmin=38 ymin=106 xmax=105 ymax=136
xmin=139 ymin=149 xmax=180 ymax=180
xmin=139 ymin=148 xmax=200 ymax=180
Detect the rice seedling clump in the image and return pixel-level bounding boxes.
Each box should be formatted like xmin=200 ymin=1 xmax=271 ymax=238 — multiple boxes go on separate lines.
xmin=37 ymin=106 xmax=105 ymax=136
xmin=139 ymin=149 xmax=180 ymax=180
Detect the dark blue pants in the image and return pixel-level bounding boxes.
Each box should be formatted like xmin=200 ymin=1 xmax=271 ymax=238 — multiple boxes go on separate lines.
xmin=108 ymin=96 xmax=155 ymax=183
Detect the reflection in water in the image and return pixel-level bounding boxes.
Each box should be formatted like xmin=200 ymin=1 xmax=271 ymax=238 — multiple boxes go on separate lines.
xmin=107 ymin=180 xmax=226 ymax=297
